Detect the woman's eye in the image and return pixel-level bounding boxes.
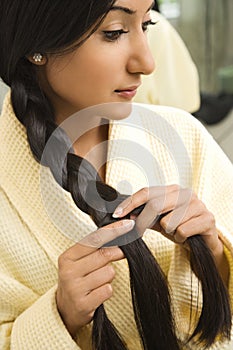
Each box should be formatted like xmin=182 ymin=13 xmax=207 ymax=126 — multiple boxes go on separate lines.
xmin=103 ymin=29 xmax=129 ymax=42
xmin=102 ymin=20 xmax=156 ymax=42
xmin=142 ymin=19 xmax=157 ymax=32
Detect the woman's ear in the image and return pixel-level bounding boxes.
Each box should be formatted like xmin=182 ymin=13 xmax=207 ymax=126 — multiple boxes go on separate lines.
xmin=28 ymin=53 xmax=47 ymax=65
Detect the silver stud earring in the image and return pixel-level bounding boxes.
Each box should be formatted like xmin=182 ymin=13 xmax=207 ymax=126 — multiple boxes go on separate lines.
xmin=32 ymin=53 xmax=43 ymax=63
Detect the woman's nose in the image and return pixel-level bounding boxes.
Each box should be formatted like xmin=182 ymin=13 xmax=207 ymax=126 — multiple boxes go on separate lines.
xmin=127 ymin=33 xmax=155 ymax=76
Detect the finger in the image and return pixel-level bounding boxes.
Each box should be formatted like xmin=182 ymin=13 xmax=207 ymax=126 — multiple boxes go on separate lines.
xmin=80 ymin=219 xmax=135 ymax=248
xmin=112 ymin=185 xmax=179 ymax=218
xmin=83 ymin=265 xmax=115 ymax=294
xmin=133 ymin=189 xmax=193 ymax=234
xmin=159 ymin=195 xmax=206 ymax=234
xmin=173 ymin=212 xmax=216 ymax=244
xmin=76 ymin=246 xmax=124 ymax=277
xmin=84 ymin=283 xmax=114 ymax=313
xmin=61 ymin=219 xmax=135 ymax=261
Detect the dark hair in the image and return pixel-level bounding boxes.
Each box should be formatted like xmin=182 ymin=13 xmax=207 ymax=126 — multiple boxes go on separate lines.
xmin=0 ymin=1 xmax=231 ymax=349
xmin=71 ymin=162 xmax=232 ymax=349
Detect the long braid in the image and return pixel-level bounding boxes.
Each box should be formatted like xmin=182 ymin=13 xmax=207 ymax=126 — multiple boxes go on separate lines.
xmin=67 ymin=155 xmax=180 ymax=350
xmin=11 ymin=68 xmax=180 ymax=349
xmin=11 ymin=63 xmax=55 ymax=161
xmin=11 ymin=68 xmax=129 ymax=349
xmin=11 ymin=71 xmax=231 ymax=349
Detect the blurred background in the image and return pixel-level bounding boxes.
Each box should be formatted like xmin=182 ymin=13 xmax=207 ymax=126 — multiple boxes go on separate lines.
xmin=158 ymin=0 xmax=233 ymax=161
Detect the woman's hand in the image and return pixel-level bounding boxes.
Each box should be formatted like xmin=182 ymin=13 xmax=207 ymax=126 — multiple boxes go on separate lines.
xmin=113 ymin=185 xmax=229 ymax=283
xmin=56 ymin=219 xmax=134 ymax=338
xmin=113 ymin=185 xmax=219 ymax=249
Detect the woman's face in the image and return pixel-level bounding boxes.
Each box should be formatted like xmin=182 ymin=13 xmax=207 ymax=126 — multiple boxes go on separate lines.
xmin=39 ymin=0 xmax=155 ymax=122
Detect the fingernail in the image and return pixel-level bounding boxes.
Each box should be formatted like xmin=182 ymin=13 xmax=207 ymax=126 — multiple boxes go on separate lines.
xmin=165 ymin=227 xmax=174 ymax=234
xmin=112 ymin=207 xmax=124 ymax=218
xmin=123 ymin=219 xmax=135 ymax=229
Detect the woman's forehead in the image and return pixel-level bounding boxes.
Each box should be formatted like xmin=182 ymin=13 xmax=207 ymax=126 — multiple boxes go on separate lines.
xmin=112 ymin=0 xmax=155 ymax=13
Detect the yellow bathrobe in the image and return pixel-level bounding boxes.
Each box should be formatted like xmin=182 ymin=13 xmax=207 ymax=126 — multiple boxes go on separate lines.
xmin=0 ymin=94 xmax=233 ymax=349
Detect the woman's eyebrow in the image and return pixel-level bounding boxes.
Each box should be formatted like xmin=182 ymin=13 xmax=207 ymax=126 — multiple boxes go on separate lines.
xmin=110 ymin=1 xmax=155 ymax=15
xmin=109 ymin=5 xmax=135 ymax=15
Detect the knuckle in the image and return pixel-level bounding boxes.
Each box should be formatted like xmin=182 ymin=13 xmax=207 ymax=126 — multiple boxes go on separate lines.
xmin=176 ymin=226 xmax=186 ymax=238
xmin=207 ymin=211 xmax=216 ymax=226
xmin=200 ymin=202 xmax=207 ymax=211
xmin=87 ymin=231 xmax=102 ymax=247
xmin=169 ymin=184 xmax=180 ymax=192
xmin=110 ymin=221 xmax=132 ymax=235
xmin=110 ymin=226 xmax=120 ymax=238
xmin=189 ymin=191 xmax=198 ymax=203
xmin=164 ymin=225 xmax=175 ymax=235
xmin=174 ymin=233 xmax=185 ymax=244
xmin=110 ymin=221 xmax=121 ymax=229
xmin=159 ymin=217 xmax=167 ymax=230
xmin=102 ymin=284 xmax=113 ymax=299
xmin=87 ymin=310 xmax=95 ymax=320
xmin=57 ymin=255 xmax=79 ymax=282
xmin=58 ymin=265 xmax=73 ymax=281
xmin=98 ymin=247 xmax=112 ymax=260
xmin=106 ymin=265 xmax=115 ymax=280
xmin=180 ymin=188 xmax=193 ymax=202
xmin=140 ymin=187 xmax=150 ymax=200
xmin=76 ymin=297 xmax=87 ymax=314
xmin=190 ymin=195 xmax=206 ymax=212
xmin=190 ymin=190 xmax=197 ymax=199
xmin=57 ymin=255 xmax=64 ymax=270
xmin=57 ymin=254 xmax=68 ymax=273
xmin=148 ymin=198 xmax=161 ymax=213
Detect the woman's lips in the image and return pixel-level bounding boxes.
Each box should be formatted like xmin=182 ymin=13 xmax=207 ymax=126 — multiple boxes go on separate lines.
xmin=115 ymin=86 xmax=139 ymax=99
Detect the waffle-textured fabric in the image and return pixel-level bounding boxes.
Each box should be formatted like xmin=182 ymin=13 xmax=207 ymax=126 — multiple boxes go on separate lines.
xmin=0 ymin=93 xmax=233 ymax=350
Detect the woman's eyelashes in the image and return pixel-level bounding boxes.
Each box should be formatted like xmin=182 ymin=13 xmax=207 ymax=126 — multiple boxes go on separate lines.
xmin=142 ymin=19 xmax=157 ymax=32
xmin=102 ymin=19 xmax=157 ymax=42
xmin=103 ymin=29 xmax=129 ymax=42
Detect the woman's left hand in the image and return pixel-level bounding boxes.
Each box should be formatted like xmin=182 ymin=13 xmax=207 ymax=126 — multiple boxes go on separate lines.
xmin=113 ymin=185 xmax=222 ymax=257
xmin=113 ymin=185 xmax=229 ymax=285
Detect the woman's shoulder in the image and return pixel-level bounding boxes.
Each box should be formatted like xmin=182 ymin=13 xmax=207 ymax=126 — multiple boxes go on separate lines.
xmin=134 ymin=102 xmax=198 ymax=121
xmin=131 ymin=102 xmax=209 ymax=138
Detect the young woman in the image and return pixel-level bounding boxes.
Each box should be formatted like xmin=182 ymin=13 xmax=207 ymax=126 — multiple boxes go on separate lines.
xmin=0 ymin=0 xmax=233 ymax=349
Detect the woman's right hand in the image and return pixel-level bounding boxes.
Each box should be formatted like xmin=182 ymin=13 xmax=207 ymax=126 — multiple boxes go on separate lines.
xmin=56 ymin=219 xmax=135 ymax=338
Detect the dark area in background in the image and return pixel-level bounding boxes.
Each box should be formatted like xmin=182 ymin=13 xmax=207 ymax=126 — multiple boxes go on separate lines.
xmin=193 ymin=0 xmax=233 ymax=125
xmin=193 ymin=92 xmax=233 ymax=125
xmin=153 ymin=1 xmax=233 ymax=125
xmin=152 ymin=0 xmax=160 ymax=12
xmin=193 ymin=93 xmax=233 ymax=125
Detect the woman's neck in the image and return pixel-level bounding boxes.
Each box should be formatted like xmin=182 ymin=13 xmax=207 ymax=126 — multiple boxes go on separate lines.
xmin=73 ymin=121 xmax=109 ymax=182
